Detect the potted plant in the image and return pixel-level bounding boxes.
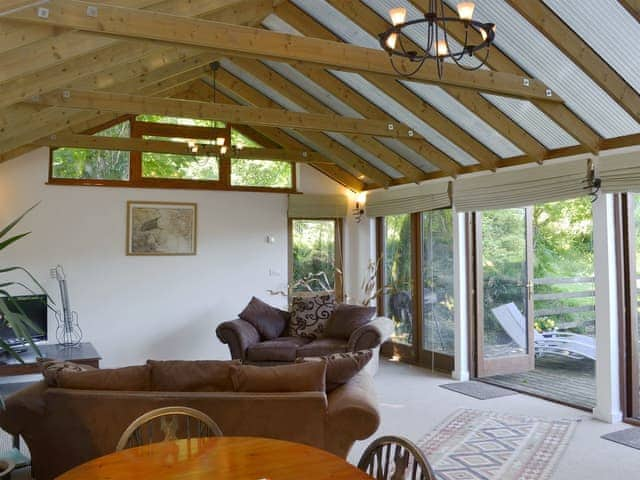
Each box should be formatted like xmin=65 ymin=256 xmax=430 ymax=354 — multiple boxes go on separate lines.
xmin=0 ymin=204 xmax=48 ymax=361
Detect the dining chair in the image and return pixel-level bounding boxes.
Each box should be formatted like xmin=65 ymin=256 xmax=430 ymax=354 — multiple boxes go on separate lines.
xmin=115 ymin=406 xmax=223 ymax=451
xmin=357 ymin=436 xmax=436 ymax=480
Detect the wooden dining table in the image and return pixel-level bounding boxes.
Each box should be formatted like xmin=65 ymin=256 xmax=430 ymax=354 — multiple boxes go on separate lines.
xmin=56 ymin=436 xmax=373 ymax=479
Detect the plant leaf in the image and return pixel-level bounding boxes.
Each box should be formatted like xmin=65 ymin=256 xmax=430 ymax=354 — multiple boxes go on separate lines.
xmin=0 ymin=232 xmax=30 ymax=252
xmin=0 ymin=203 xmax=39 ymax=242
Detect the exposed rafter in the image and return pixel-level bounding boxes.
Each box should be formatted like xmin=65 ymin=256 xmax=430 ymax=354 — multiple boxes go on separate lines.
xmin=619 ymin=0 xmax=640 ymax=22
xmin=507 ymin=0 xmax=640 ymax=126
xmin=4 ymin=0 xmax=562 ymax=101
xmin=33 ymin=133 xmax=333 ymax=164
xmin=408 ymin=0 xmax=602 ymax=153
xmin=321 ymin=0 xmax=546 ymax=165
xmin=32 ymin=89 xmax=427 ymax=139
xmin=226 ymin=57 xmax=429 ymax=182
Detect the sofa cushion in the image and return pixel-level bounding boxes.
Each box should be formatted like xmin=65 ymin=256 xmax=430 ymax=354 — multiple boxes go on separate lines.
xmin=296 ymin=337 xmax=348 ymax=357
xmin=246 ymin=336 xmax=312 ymax=362
xmin=288 ymin=293 xmax=336 ymax=339
xmin=41 ymin=360 xmax=97 ymax=387
xmin=230 ymin=361 xmax=326 ymax=393
xmin=325 ymin=304 xmax=376 ymax=340
xmin=147 ymin=360 xmax=239 ymax=392
xmin=298 ymin=350 xmax=373 ymax=392
xmin=56 ymin=365 xmax=152 ymax=391
xmin=239 ymin=296 xmax=289 ymax=340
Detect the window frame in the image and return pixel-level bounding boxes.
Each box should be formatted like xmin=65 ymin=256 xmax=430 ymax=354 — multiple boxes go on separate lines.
xmin=288 ymin=217 xmax=344 ymax=303
xmin=47 ymin=115 xmax=297 ymax=194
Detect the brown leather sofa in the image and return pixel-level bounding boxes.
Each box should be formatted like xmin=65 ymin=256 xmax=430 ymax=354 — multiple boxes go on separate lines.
xmin=217 ymin=316 xmax=393 ymax=366
xmin=0 ymin=360 xmax=379 ymax=480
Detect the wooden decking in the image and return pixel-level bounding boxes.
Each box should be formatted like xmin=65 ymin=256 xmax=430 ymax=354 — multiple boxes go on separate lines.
xmin=482 ymin=355 xmax=596 ymax=409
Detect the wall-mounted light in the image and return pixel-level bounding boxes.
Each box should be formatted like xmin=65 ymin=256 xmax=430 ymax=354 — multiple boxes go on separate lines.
xmin=353 ymin=191 xmax=366 ymax=223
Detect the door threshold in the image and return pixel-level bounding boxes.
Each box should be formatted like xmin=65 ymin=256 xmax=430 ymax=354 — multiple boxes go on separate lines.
xmin=476 ymin=377 xmax=593 ymax=412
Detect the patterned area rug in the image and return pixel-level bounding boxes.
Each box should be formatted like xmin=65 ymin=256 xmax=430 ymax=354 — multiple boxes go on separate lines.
xmin=417 ymin=409 xmax=578 ymax=480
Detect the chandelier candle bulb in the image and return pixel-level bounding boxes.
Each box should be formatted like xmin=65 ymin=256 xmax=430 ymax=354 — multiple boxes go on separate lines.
xmin=216 ymin=137 xmax=226 ymax=146
xmin=389 ymin=7 xmax=407 ymax=26
xmin=220 ymin=145 xmax=228 ymax=155
xmin=457 ymin=2 xmax=475 ymax=21
xmin=436 ymin=40 xmax=449 ymax=57
xmin=386 ymin=32 xmax=398 ymax=50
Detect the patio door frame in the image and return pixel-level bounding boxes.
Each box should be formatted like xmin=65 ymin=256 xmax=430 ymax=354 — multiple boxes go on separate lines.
xmin=376 ymin=213 xmax=454 ymax=373
xmin=619 ymin=193 xmax=640 ymax=424
xmin=474 ymin=207 xmax=536 ymax=378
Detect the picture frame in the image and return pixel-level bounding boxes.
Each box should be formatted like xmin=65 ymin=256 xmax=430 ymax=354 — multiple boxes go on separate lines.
xmin=126 ymin=201 xmax=197 ymax=256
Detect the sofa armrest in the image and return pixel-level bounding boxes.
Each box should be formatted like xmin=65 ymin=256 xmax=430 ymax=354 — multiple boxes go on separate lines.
xmin=216 ymin=319 xmax=261 ymax=361
xmin=325 ymin=371 xmax=380 ymax=458
xmin=0 ymin=380 xmax=47 ymax=436
xmin=348 ymin=316 xmax=394 ymax=352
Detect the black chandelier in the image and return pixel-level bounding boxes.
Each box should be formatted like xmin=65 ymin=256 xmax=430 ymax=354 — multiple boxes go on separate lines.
xmin=379 ymin=1 xmax=496 ymax=79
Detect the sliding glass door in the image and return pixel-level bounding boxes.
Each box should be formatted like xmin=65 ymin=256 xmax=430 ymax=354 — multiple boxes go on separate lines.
xmin=378 ymin=210 xmax=454 ymax=370
xmin=476 ymin=208 xmax=535 ymax=377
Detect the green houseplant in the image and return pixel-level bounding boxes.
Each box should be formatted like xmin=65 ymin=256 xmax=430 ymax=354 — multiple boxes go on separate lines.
xmin=0 ymin=204 xmax=48 ymax=362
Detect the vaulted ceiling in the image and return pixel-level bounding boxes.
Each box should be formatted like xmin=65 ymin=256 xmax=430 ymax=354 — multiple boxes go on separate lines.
xmin=1 ymin=0 xmax=639 ymax=192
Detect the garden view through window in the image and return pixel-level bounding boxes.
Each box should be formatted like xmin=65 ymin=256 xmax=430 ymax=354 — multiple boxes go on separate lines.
xmin=291 ymin=219 xmax=339 ymax=295
xmin=49 ymin=116 xmax=294 ymax=190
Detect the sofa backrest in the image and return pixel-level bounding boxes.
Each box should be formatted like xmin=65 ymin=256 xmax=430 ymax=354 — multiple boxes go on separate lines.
xmin=40 ymin=388 xmax=328 ymax=479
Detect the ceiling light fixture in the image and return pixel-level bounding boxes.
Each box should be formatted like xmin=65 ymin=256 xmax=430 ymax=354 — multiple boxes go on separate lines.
xmin=379 ymin=1 xmax=496 ymax=79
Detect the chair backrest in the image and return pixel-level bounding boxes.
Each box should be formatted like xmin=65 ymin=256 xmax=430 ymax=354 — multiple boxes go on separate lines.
xmin=358 ymin=436 xmax=436 ymax=480
xmin=115 ymin=406 xmax=223 ymax=451
xmin=490 ymin=302 xmax=530 ymax=348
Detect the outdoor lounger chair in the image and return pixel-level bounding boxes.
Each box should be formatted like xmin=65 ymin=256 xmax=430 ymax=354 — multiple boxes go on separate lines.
xmin=491 ymin=303 xmax=596 ymax=361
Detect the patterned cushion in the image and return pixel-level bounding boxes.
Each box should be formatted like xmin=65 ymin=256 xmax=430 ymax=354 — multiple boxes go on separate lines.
xmin=288 ymin=293 xmax=336 ymax=339
xmin=298 ymin=350 xmax=373 ymax=392
xmin=40 ymin=360 xmax=97 ymax=387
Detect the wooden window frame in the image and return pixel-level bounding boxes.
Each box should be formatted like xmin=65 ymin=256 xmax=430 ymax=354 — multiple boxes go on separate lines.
xmin=288 ymin=217 xmax=344 ymax=302
xmin=376 ymin=212 xmax=454 ymax=373
xmin=47 ymin=116 xmax=297 ymax=194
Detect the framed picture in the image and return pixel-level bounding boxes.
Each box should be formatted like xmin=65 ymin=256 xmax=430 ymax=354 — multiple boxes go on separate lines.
xmin=126 ymin=201 xmax=197 ymax=256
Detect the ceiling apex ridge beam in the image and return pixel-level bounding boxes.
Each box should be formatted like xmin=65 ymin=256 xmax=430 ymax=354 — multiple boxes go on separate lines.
xmin=4 ymin=0 xmax=562 ymax=102
xmin=32 ymin=89 xmax=424 ymax=139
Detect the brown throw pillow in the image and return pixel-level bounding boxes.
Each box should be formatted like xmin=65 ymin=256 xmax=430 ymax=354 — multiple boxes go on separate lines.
xmin=239 ymin=296 xmax=289 ymax=340
xmin=324 ymin=304 xmax=376 ymax=340
xmin=147 ymin=360 xmax=239 ymax=392
xmin=288 ymin=293 xmax=336 ymax=339
xmin=230 ymin=361 xmax=326 ymax=393
xmin=40 ymin=360 xmax=97 ymax=387
xmin=56 ymin=365 xmax=151 ymax=391
xmin=300 ymin=350 xmax=372 ymax=392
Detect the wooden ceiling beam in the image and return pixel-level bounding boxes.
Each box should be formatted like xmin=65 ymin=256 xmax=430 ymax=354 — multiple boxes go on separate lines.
xmin=32 ymin=89 xmax=424 ymax=140
xmin=408 ymin=0 xmax=602 ymax=154
xmin=187 ymin=80 xmax=391 ymax=186
xmin=322 ymin=0 xmax=546 ymax=165
xmin=33 ymin=133 xmax=332 ymax=164
xmin=5 ymin=0 xmax=562 ymax=101
xmin=0 ymin=61 xmax=209 ymax=155
xmin=0 ymin=0 xmax=267 ymax=86
xmin=507 ymin=0 xmax=640 ymax=126
xmin=226 ymin=57 xmax=428 ymax=182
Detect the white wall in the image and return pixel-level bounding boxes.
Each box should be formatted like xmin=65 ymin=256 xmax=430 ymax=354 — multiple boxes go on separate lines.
xmin=0 ymin=150 xmax=346 ymax=367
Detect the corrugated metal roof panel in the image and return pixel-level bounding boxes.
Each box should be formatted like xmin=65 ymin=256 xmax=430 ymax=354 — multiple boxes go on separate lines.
xmin=376 ymin=138 xmax=438 ymax=172
xmin=402 ymin=81 xmax=524 ymax=158
xmin=261 ymin=13 xmax=303 ymax=36
xmin=331 ymin=70 xmax=479 ymax=166
xmin=543 ymin=0 xmax=640 ymax=96
xmin=325 ymin=132 xmax=404 ymax=178
xmin=220 ymin=59 xmax=305 ymax=113
xmin=441 ymin=0 xmax=640 ymax=139
xmin=482 ymin=94 xmax=579 ymax=150
xmin=261 ymin=60 xmax=364 ymax=118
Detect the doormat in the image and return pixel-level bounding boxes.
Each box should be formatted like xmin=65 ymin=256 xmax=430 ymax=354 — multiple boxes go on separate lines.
xmin=418 ymin=408 xmax=578 ymax=480
xmin=602 ymin=427 xmax=640 ymax=450
xmin=439 ymin=381 xmax=518 ymax=400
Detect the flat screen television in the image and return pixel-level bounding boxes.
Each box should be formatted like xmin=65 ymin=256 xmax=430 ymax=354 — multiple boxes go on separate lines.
xmin=0 ymin=294 xmax=48 ymax=347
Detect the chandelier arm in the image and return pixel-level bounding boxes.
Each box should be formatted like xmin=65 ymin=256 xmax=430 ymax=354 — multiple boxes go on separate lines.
xmin=451 ymin=47 xmax=491 ymax=71
xmin=390 ymin=54 xmax=428 ymax=77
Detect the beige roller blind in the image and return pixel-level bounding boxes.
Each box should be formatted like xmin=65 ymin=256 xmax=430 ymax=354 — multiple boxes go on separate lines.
xmin=598 ymin=153 xmax=640 ymax=193
xmin=453 ymin=159 xmax=591 ymax=212
xmin=366 ymin=181 xmax=451 ymax=217
xmin=288 ymin=194 xmax=348 ymax=218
